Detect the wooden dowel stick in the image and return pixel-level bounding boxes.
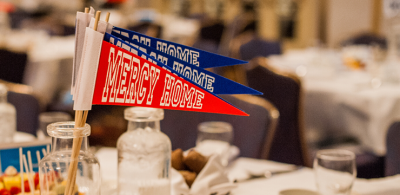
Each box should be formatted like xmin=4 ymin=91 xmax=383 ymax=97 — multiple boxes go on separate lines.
xmin=35 ymin=151 xmax=42 ymax=193
xmin=64 ymin=9 xmax=99 ymax=195
xmin=85 ymin=7 xmax=89 ymax=14
xmin=64 ymin=111 xmax=82 ymax=195
xmin=64 ymin=110 xmax=88 ymax=195
xmin=105 ymin=12 xmax=110 ymax=22
xmin=42 ymin=149 xmax=47 ymax=157
xmin=93 ymin=11 xmax=101 ymax=31
xmin=65 ymin=146 xmax=69 ymax=174
xmin=19 ymin=148 xmax=25 ymax=194
xmin=36 ymin=150 xmax=41 ymax=164
xmin=27 ymin=152 xmax=35 ymax=195
xmin=27 ymin=151 xmax=34 ymax=175
xmin=23 ymin=155 xmax=34 ymax=195
xmin=28 ymin=152 xmax=35 ymax=195
xmin=51 ymin=165 xmax=57 ymax=186
xmin=47 ymin=144 xmax=50 ymax=154
xmin=45 ymin=164 xmax=49 ymax=193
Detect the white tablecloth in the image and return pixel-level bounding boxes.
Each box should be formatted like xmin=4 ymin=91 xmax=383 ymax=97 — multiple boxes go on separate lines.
xmin=268 ymin=49 xmax=400 ymax=156
xmin=95 ymin=148 xmax=400 ymax=195
xmin=303 ymin=75 xmax=400 ymax=156
xmin=232 ymin=167 xmax=400 ymax=195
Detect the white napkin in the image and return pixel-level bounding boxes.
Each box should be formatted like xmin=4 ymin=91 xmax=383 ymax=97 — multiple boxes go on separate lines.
xmin=227 ymin=158 xmax=298 ymax=182
xmin=171 ymin=155 xmax=237 ymax=195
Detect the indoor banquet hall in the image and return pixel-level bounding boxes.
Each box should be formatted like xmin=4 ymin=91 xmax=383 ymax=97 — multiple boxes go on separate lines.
xmin=0 ymin=0 xmax=400 ymax=195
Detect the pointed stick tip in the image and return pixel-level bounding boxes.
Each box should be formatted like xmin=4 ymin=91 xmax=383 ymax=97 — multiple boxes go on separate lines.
xmin=105 ymin=12 xmax=111 ymax=22
xmin=93 ymin=11 xmax=102 ymax=31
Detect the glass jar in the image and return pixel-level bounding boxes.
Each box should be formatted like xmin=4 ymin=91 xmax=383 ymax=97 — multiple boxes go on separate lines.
xmin=0 ymin=83 xmax=16 ymax=143
xmin=117 ymin=107 xmax=171 ymax=195
xmin=39 ymin=122 xmax=101 ymax=195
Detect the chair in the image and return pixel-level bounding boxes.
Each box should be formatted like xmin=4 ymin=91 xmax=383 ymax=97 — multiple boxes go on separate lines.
xmin=0 ymin=49 xmax=28 ymax=84
xmin=161 ymin=94 xmax=279 ymax=159
xmin=239 ymin=38 xmax=281 ymax=61
xmin=385 ymin=121 xmax=400 ymax=176
xmin=245 ymin=57 xmax=309 ymax=166
xmin=0 ymin=80 xmax=40 ymax=136
xmin=342 ymin=33 xmax=387 ymax=49
xmin=192 ymin=21 xmax=225 ymax=54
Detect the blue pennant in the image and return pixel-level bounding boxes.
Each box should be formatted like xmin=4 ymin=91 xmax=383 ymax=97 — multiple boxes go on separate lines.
xmin=112 ymin=26 xmax=247 ymax=69
xmin=104 ymin=33 xmax=261 ymax=95
xmin=105 ymin=33 xmax=261 ymax=95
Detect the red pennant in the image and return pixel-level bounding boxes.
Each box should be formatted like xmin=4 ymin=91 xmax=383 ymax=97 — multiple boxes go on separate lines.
xmin=92 ymin=41 xmax=248 ymax=116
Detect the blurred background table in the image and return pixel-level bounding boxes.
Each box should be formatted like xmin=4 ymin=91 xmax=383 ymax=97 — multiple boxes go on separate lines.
xmin=268 ymin=48 xmax=400 ymax=157
xmin=96 ymin=147 xmax=400 ymax=195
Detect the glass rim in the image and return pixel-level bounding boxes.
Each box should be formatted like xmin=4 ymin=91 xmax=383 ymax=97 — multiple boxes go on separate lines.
xmin=47 ymin=121 xmax=90 ymax=138
xmin=198 ymin=121 xmax=233 ymax=133
xmin=124 ymin=106 xmax=164 ymax=121
xmin=316 ymin=149 xmax=355 ymax=161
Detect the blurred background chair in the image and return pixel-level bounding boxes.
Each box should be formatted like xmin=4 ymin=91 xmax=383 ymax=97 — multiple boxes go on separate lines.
xmin=239 ymin=38 xmax=282 ymax=61
xmin=161 ymin=94 xmax=279 ymax=159
xmin=342 ymin=33 xmax=387 ymax=49
xmin=192 ymin=20 xmax=225 ymax=54
xmin=0 ymin=80 xmax=40 ymax=136
xmin=245 ymin=57 xmax=308 ymax=166
xmin=385 ymin=121 xmax=400 ymax=176
xmin=0 ymin=49 xmax=28 ymax=84
xmin=128 ymin=22 xmax=163 ymax=38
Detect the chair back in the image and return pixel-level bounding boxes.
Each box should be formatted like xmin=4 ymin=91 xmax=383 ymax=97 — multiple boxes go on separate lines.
xmin=245 ymin=57 xmax=308 ymax=166
xmin=0 ymin=80 xmax=40 ymax=136
xmin=0 ymin=49 xmax=28 ymax=84
xmin=192 ymin=22 xmax=225 ymax=54
xmin=385 ymin=121 xmax=400 ymax=176
xmin=239 ymin=38 xmax=281 ymax=61
xmin=161 ymin=94 xmax=279 ymax=159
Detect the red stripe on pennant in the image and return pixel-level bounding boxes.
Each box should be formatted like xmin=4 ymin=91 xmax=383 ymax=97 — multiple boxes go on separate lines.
xmin=92 ymin=41 xmax=248 ymax=116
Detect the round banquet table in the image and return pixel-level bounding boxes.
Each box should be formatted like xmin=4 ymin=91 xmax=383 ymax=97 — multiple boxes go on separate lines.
xmin=95 ymin=147 xmax=400 ymax=195
xmin=268 ymin=49 xmax=400 ymax=156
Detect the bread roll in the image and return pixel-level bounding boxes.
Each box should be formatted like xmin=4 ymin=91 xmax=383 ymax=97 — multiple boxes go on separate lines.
xmin=183 ymin=150 xmax=208 ymax=174
xmin=171 ymin=148 xmax=186 ymax=170
xmin=179 ymin=170 xmax=197 ymax=188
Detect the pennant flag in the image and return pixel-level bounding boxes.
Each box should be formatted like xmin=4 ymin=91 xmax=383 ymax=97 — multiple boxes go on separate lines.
xmin=72 ymin=7 xmax=95 ymax=98
xmin=104 ymin=33 xmax=262 ymax=95
xmin=88 ymin=17 xmax=113 ymax=34
xmin=111 ymin=26 xmax=247 ymax=69
xmin=91 ymin=41 xmax=248 ymax=116
xmin=73 ymin=27 xmax=104 ymax=111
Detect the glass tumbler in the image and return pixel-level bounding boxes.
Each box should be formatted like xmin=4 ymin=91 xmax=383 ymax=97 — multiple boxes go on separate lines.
xmin=196 ymin=121 xmax=233 ymax=166
xmin=39 ymin=122 xmax=101 ymax=195
xmin=314 ymin=149 xmax=356 ymax=195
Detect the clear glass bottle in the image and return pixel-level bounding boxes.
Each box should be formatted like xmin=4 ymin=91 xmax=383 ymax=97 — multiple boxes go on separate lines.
xmin=0 ymin=83 xmax=16 ymax=143
xmin=39 ymin=122 xmax=101 ymax=195
xmin=117 ymin=107 xmax=171 ymax=195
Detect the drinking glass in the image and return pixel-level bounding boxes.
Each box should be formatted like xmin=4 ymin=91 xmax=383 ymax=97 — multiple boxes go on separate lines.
xmin=196 ymin=121 xmax=233 ymax=166
xmin=314 ymin=149 xmax=356 ymax=195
